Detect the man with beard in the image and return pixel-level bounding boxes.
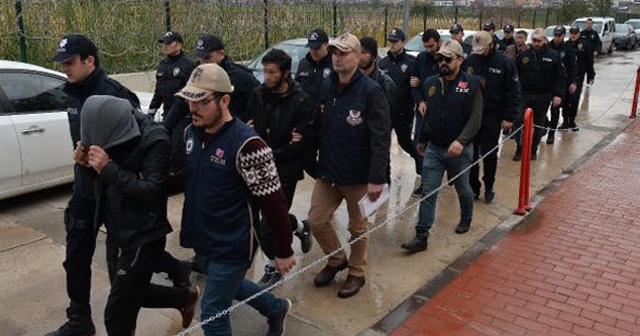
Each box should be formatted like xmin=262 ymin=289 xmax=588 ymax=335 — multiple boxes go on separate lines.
xmin=505 ymin=29 xmax=530 ymax=63
xmin=514 ymin=28 xmax=565 ymax=161
xmin=308 ymin=33 xmax=390 ymax=298
xmin=378 ymin=28 xmax=419 ymax=178
xmin=499 ymin=25 xmax=516 ymax=52
xmin=410 ymin=29 xmax=441 ymax=196
xmin=245 ymin=48 xmax=315 ymax=288
xmin=580 ymin=18 xmax=601 ymax=86
xmin=563 ymin=25 xmax=589 ymax=131
xmin=547 ymin=25 xmax=578 ymax=144
xmin=401 ymin=40 xmax=483 ymax=253
xmin=176 ymin=63 xmax=296 ymax=336
xmin=464 ymin=31 xmax=521 ymax=203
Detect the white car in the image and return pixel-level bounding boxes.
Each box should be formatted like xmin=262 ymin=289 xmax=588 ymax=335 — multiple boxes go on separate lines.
xmin=571 ymin=17 xmax=616 ymax=54
xmin=0 ymin=60 xmax=155 ymax=201
xmin=405 ymin=30 xmax=478 ymax=57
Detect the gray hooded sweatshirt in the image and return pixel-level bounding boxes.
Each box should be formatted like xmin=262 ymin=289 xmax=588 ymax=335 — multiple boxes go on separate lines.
xmin=80 ymin=95 xmax=141 ymax=150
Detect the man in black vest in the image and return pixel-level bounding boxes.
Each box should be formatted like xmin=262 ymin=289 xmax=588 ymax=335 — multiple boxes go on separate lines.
xmin=402 ymin=40 xmax=482 ymax=253
xmin=309 ymin=33 xmax=390 ymax=299
xmin=464 ymin=31 xmax=522 ymax=203
xmin=547 ymin=25 xmax=578 ymax=144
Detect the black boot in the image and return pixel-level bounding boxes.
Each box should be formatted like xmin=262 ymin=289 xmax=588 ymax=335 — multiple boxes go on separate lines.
xmin=45 ymin=305 xmax=95 ymax=336
xmin=546 ymin=131 xmax=555 ymax=144
xmin=401 ymin=232 xmax=429 ymax=253
xmin=512 ymin=148 xmax=522 ymax=161
xmin=455 ymin=218 xmax=472 ymax=234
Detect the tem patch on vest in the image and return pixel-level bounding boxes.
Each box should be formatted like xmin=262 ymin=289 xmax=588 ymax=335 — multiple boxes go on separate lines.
xmin=185 ymin=138 xmax=194 ymax=155
xmin=346 ymin=109 xmax=363 ymax=126
xmin=401 ymin=64 xmax=408 ymax=73
xmin=323 ymin=68 xmax=331 ymax=78
xmin=455 ymin=81 xmax=470 ymax=93
xmin=211 ymin=147 xmax=226 ymax=165
xmin=428 ymin=85 xmax=437 ymax=97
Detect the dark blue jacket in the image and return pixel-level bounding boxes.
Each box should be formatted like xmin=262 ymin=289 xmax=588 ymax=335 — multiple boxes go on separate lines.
xmin=149 ymin=50 xmax=195 ymax=113
xmin=220 ymin=57 xmax=260 ymax=122
xmin=412 ymin=51 xmax=440 ymax=103
xmin=295 ymin=52 xmax=333 ymax=104
xmin=180 ymin=119 xmax=261 ymax=261
xmin=65 ymin=68 xmax=140 ymax=200
xmin=464 ymin=50 xmax=522 ymax=122
xmin=317 ymin=70 xmax=390 ymax=185
xmin=549 ymin=40 xmax=578 ymax=87
xmin=378 ymin=49 xmax=418 ymax=111
xmin=421 ymin=72 xmax=483 ymax=148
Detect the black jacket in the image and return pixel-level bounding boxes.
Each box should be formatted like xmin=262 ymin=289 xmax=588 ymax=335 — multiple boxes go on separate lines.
xmin=412 ymin=51 xmax=440 ymax=103
xmin=464 ymin=50 xmax=521 ymax=122
xmin=318 ymin=70 xmax=390 ymax=185
xmin=220 ymin=57 xmax=260 ymax=122
xmin=149 ymin=50 xmax=195 ymax=113
xmin=580 ymin=29 xmax=602 ymax=53
xmin=65 ymin=68 xmax=140 ymax=200
xmin=100 ymin=112 xmax=173 ymax=248
xmin=367 ymin=67 xmax=396 ymax=108
xmin=549 ymin=40 xmax=578 ymax=87
xmin=498 ymin=37 xmax=516 ymax=52
xmin=378 ymin=49 xmax=418 ymax=111
xmin=295 ymin=52 xmax=333 ymax=104
xmin=569 ymin=37 xmax=590 ymax=77
xmin=516 ymin=46 xmax=565 ymax=97
xmin=247 ymin=80 xmax=318 ymax=182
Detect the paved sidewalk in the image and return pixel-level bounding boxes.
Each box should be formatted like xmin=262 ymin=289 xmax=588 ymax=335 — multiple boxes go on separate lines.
xmin=392 ymin=120 xmax=640 ymax=336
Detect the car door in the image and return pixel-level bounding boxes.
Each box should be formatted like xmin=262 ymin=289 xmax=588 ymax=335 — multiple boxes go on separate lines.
xmin=0 ymin=95 xmax=22 ymax=195
xmin=0 ymin=71 xmax=73 ymax=188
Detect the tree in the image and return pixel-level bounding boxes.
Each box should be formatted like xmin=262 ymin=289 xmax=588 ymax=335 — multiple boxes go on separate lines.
xmin=591 ymin=0 xmax=614 ymax=17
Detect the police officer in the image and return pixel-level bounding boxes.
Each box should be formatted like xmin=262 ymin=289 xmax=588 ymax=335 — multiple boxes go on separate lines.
xmin=505 ymin=29 xmax=530 ymax=63
xmin=580 ymin=18 xmax=601 ymax=85
xmin=410 ymin=29 xmax=441 ymax=195
xmin=379 ymin=28 xmax=419 ymax=170
xmin=402 ymin=40 xmax=483 ymax=253
xmin=148 ymin=31 xmax=195 ymax=120
xmin=464 ymin=31 xmax=522 ymax=203
xmin=449 ymin=23 xmax=472 ymax=58
xmin=46 ymin=34 xmax=140 ymax=336
xmin=499 ymin=24 xmax=516 ymax=52
xmin=194 ymin=33 xmax=259 ymax=123
xmin=483 ymin=22 xmax=501 ymax=51
xmin=564 ymin=25 xmax=589 ymax=131
xmin=295 ymin=28 xmax=333 ymax=104
xmin=547 ymin=25 xmax=578 ymax=144
xmin=514 ymin=28 xmax=565 ymax=161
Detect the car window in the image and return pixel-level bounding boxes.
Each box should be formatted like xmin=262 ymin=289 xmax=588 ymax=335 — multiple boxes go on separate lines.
xmin=406 ymin=35 xmax=425 ymax=53
xmin=0 ymin=72 xmax=67 ymax=114
xmin=626 ymin=21 xmax=640 ymax=29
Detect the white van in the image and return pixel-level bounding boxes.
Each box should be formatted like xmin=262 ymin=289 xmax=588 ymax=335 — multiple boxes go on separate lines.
xmin=571 ymin=17 xmax=616 ymax=54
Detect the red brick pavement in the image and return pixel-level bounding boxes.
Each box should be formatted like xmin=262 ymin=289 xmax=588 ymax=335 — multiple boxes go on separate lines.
xmin=393 ymin=121 xmax=640 ymax=336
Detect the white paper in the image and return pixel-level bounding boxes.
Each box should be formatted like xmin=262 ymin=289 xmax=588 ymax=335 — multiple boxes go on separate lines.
xmin=358 ymin=183 xmax=390 ymax=218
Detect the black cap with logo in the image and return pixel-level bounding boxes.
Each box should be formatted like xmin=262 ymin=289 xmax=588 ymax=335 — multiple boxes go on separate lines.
xmin=449 ymin=23 xmax=464 ymax=35
xmin=569 ymin=26 xmax=580 ymax=34
xmin=483 ymin=21 xmax=496 ymax=32
xmin=503 ymin=24 xmax=514 ymax=33
xmin=307 ymin=28 xmax=329 ymax=49
xmin=554 ymin=26 xmax=567 ymax=36
xmin=158 ymin=31 xmax=184 ymax=44
xmin=387 ymin=28 xmax=407 ymax=42
xmin=50 ymin=34 xmax=98 ymax=63
xmin=194 ymin=34 xmax=225 ymax=58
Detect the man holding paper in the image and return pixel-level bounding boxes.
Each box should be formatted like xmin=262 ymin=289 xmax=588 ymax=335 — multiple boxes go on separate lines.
xmin=307 ymin=33 xmax=390 ymax=299
xmin=401 ymin=40 xmax=483 ymax=253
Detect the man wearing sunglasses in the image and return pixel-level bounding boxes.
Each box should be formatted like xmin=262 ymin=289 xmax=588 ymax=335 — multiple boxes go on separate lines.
xmin=547 ymin=26 xmax=578 ymax=144
xmin=464 ymin=31 xmax=521 ymax=204
xmin=402 ymin=40 xmax=483 ymax=253
xmin=514 ymin=28 xmax=565 ymax=161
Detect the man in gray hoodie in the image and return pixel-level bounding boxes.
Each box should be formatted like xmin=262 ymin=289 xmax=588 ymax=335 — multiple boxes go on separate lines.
xmin=78 ymin=96 xmax=199 ymax=335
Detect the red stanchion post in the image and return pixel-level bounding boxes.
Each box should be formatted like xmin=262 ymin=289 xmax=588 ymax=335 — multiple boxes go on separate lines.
xmin=515 ymin=108 xmax=534 ymax=215
xmin=630 ymin=65 xmax=640 ymax=119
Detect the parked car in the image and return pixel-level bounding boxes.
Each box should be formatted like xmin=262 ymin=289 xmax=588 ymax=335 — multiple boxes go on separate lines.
xmin=405 ymin=30 xmax=478 ymax=57
xmin=614 ymin=23 xmax=638 ymax=50
xmin=0 ymin=60 xmax=155 ymax=201
xmin=571 ymin=17 xmax=616 ymax=54
xmin=246 ymin=38 xmax=310 ymax=83
xmin=544 ymin=25 xmax=571 ymax=42
xmin=624 ymin=19 xmax=640 ymax=35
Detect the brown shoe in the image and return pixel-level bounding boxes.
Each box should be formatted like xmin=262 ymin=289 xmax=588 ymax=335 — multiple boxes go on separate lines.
xmin=180 ymin=285 xmax=200 ymax=328
xmin=337 ymin=275 xmax=365 ymax=298
xmin=314 ymin=261 xmax=348 ymax=287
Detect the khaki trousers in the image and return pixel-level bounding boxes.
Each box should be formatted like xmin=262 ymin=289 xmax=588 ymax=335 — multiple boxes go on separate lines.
xmin=308 ymin=179 xmax=369 ymax=277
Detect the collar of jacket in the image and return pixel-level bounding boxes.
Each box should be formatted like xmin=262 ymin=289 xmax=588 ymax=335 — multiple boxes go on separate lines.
xmin=167 ymin=50 xmax=185 ymax=62
xmin=305 ymin=51 xmax=332 ymax=68
xmin=330 ymin=68 xmax=364 ymax=92
xmin=387 ymin=48 xmax=407 ymax=61
xmin=64 ymin=67 xmax=107 ymax=96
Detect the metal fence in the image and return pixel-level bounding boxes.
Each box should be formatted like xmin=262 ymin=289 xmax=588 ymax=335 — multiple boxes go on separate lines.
xmin=1 ymin=0 xmax=637 ymax=74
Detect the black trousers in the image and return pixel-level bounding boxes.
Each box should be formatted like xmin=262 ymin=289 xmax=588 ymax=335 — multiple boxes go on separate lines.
xmin=564 ymin=75 xmax=585 ymax=124
xmin=259 ymin=179 xmax=299 ymax=260
xmin=469 ymin=114 xmax=503 ymax=193
xmin=392 ymin=106 xmax=418 ymax=159
xmin=104 ymin=237 xmax=188 ymax=335
xmin=516 ymin=94 xmax=551 ymax=154
xmin=169 ymin=117 xmax=190 ymax=174
xmin=64 ymin=192 xmax=118 ymax=317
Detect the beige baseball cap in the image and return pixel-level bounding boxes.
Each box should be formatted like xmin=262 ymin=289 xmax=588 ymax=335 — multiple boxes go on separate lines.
xmin=471 ymin=31 xmax=493 ymax=54
xmin=437 ymin=40 xmax=464 ymax=58
xmin=329 ymin=33 xmax=361 ymax=53
xmin=531 ymin=28 xmax=547 ymax=41
xmin=175 ymin=63 xmax=234 ymax=102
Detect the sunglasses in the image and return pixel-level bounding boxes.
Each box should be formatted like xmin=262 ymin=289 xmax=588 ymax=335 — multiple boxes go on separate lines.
xmin=436 ymin=55 xmax=454 ymax=64
xmin=553 ymin=33 xmax=563 ymax=37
